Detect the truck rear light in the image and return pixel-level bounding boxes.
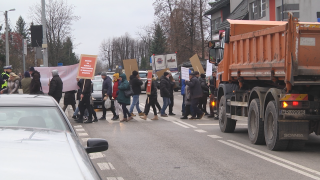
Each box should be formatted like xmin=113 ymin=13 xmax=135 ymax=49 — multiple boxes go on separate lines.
xmin=292 ymin=101 xmax=299 ymax=106
xmin=211 ymin=101 xmax=215 ymax=106
xmin=283 ymin=101 xmax=288 ymax=108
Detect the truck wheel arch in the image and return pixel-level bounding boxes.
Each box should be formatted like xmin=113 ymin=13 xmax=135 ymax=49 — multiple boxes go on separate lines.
xmin=248 ymin=87 xmax=269 ymax=120
xmin=263 ymin=88 xmax=282 ymax=121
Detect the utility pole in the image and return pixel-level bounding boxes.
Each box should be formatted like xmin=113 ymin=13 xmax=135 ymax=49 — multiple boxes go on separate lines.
xmin=4 ymin=9 xmax=15 ymax=66
xmin=41 ymin=0 xmax=48 ymax=67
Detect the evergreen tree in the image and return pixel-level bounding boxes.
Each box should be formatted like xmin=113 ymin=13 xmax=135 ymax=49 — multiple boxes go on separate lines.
xmin=15 ymin=16 xmax=28 ymax=39
xmin=60 ymin=37 xmax=78 ymax=65
xmin=140 ymin=56 xmax=147 ymax=70
xmin=151 ymin=24 xmax=167 ymax=55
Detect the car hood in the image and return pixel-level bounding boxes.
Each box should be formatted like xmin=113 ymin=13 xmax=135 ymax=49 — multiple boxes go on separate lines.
xmin=0 ymin=128 xmax=99 ymax=180
xmin=92 ymin=91 xmax=102 ymax=99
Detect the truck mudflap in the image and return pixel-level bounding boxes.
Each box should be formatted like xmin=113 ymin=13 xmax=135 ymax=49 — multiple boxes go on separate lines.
xmin=278 ymin=120 xmax=309 ymax=140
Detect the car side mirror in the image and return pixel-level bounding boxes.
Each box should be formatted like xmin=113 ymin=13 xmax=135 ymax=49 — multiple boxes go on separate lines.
xmin=85 ymin=138 xmax=109 ymax=153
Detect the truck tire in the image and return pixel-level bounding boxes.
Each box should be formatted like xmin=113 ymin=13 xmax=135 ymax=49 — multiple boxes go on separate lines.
xmin=264 ymin=101 xmax=288 ymax=151
xmin=287 ymin=140 xmax=306 ymax=151
xmin=219 ymin=96 xmax=236 ymax=133
xmin=248 ymin=99 xmax=265 ymax=145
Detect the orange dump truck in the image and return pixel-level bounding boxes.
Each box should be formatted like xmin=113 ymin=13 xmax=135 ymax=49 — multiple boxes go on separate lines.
xmin=209 ymin=14 xmax=320 ymax=151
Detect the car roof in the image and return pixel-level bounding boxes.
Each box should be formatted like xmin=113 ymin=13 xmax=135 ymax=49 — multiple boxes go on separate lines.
xmin=0 ymin=95 xmax=57 ymax=107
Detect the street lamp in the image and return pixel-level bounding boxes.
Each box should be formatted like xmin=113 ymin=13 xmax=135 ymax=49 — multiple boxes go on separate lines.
xmin=4 ymin=8 xmax=15 ymax=66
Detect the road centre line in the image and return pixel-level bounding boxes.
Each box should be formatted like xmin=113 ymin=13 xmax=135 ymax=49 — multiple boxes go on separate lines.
xmin=172 ymin=121 xmax=190 ymax=128
xmin=207 ymin=135 xmax=222 ymax=138
xmin=194 ymin=129 xmax=207 ymax=133
xmin=228 ymin=140 xmax=320 ymax=176
xmin=197 ymin=124 xmax=247 ymax=126
xmin=218 ymin=140 xmax=320 ymax=180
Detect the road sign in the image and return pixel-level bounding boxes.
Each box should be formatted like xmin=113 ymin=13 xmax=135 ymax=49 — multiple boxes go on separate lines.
xmin=57 ymin=63 xmax=63 ymax=66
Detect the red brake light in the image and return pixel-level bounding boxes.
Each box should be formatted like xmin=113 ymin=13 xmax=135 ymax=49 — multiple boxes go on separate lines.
xmin=293 ymin=101 xmax=299 ymax=106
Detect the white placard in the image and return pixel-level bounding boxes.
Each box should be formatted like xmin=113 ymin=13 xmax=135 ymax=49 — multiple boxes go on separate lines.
xmin=181 ymin=67 xmax=190 ymax=80
xmin=23 ymin=39 xmax=27 ymax=55
xmin=206 ymin=60 xmax=212 ymax=77
xmin=154 ymin=55 xmax=166 ymax=71
xmin=166 ymin=53 xmax=178 ymax=72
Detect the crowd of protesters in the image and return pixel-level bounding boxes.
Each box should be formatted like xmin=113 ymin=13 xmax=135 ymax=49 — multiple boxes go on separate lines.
xmin=0 ymin=65 xmax=217 ymax=123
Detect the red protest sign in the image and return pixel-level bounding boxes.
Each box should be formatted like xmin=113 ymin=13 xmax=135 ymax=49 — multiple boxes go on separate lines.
xmin=146 ymin=70 xmax=153 ymax=95
xmin=77 ymin=54 xmax=98 ymax=79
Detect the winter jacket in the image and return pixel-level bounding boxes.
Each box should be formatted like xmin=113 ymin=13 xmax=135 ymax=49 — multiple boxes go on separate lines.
xmin=199 ymin=77 xmax=209 ymax=95
xmin=168 ymin=76 xmax=175 ymax=97
xmin=185 ymin=76 xmax=203 ymax=99
xmin=2 ymin=76 xmax=20 ymax=94
xmin=184 ymin=85 xmax=191 ymax=105
xmin=117 ymin=73 xmax=131 ymax=105
xmin=181 ymin=79 xmax=186 ymax=95
xmin=160 ymin=76 xmax=171 ymax=98
xmin=21 ymin=77 xmax=31 ymax=94
xmin=76 ymin=79 xmax=83 ymax=100
xmin=130 ymin=75 xmax=143 ymax=95
xmin=48 ymin=75 xmax=63 ymax=99
xmin=30 ymin=71 xmax=41 ymax=94
xmin=102 ymin=76 xmax=112 ymax=97
xmin=112 ymin=80 xmax=121 ymax=99
xmin=209 ymin=76 xmax=217 ymax=94
xmin=64 ymin=90 xmax=76 ymax=105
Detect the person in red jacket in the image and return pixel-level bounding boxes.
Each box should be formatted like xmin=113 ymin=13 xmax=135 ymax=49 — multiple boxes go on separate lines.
xmin=112 ymin=73 xmax=122 ymax=120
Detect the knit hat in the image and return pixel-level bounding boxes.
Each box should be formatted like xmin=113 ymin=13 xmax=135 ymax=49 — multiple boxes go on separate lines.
xmin=164 ymin=72 xmax=169 ymax=77
xmin=29 ymin=67 xmax=35 ymax=71
xmin=24 ymin=71 xmax=30 ymax=78
xmin=10 ymin=72 xmax=18 ymax=77
xmin=113 ymin=73 xmax=119 ymax=82
xmin=201 ymin=73 xmax=206 ymax=78
xmin=132 ymin=70 xmax=138 ymax=76
xmin=194 ymin=71 xmax=199 ymax=75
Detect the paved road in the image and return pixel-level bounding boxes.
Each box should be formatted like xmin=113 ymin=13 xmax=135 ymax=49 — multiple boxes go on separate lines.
xmin=63 ymin=92 xmax=320 ymax=180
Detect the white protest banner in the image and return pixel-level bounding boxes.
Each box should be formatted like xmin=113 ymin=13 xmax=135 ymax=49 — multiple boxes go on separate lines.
xmin=181 ymin=67 xmax=190 ymax=80
xmin=154 ymin=55 xmax=166 ymax=71
xmin=35 ymin=64 xmax=79 ymax=94
xmin=206 ymin=60 xmax=212 ymax=77
xmin=166 ymin=53 xmax=178 ymax=72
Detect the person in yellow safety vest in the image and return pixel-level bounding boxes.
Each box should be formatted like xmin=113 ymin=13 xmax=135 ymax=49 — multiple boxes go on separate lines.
xmin=1 ymin=66 xmax=12 ymax=89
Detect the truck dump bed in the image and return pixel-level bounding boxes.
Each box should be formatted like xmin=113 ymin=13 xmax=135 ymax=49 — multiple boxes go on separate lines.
xmin=222 ymin=15 xmax=320 ymax=86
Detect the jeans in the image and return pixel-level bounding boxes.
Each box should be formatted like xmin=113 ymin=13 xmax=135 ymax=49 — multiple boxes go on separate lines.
xmin=129 ymin=95 xmax=142 ymax=113
xmin=161 ymin=97 xmax=171 ymax=115
xmin=74 ymin=100 xmax=88 ymax=117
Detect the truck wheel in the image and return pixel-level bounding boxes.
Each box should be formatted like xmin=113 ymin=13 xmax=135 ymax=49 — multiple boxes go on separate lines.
xmin=264 ymin=101 xmax=288 ymax=151
xmin=287 ymin=140 xmax=306 ymax=151
xmin=219 ymin=96 xmax=236 ymax=133
xmin=248 ymin=99 xmax=265 ymax=145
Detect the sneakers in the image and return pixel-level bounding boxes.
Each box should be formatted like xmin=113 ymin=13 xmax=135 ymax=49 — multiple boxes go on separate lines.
xmin=138 ymin=112 xmax=145 ymax=116
xmin=189 ymin=116 xmax=199 ymax=120
xmin=180 ymin=116 xmax=188 ymax=119
xmin=72 ymin=115 xmax=78 ymax=119
xmin=140 ymin=115 xmax=147 ymax=120
xmin=127 ymin=116 xmax=133 ymax=121
xmin=84 ymin=119 xmax=93 ymax=123
xmin=99 ymin=116 xmax=106 ymax=120
xmin=111 ymin=115 xmax=119 ymax=120
xmin=169 ymin=112 xmax=176 ymax=116
xmin=131 ymin=113 xmax=136 ymax=117
xmin=161 ymin=114 xmax=168 ymax=117
xmin=93 ymin=118 xmax=98 ymax=122
xmin=120 ymin=118 xmax=127 ymax=122
xmin=151 ymin=115 xmax=158 ymax=120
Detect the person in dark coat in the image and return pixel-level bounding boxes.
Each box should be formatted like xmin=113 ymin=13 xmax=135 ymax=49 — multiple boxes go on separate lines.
xmin=167 ymin=70 xmax=176 ymax=115
xmin=199 ymin=73 xmax=209 ymax=115
xmin=99 ymin=72 xmax=116 ymax=120
xmin=180 ymin=84 xmax=192 ymax=119
xmin=117 ymin=73 xmax=133 ymax=122
xmin=76 ymin=79 xmax=93 ymax=123
xmin=208 ymin=71 xmax=217 ymax=118
xmin=129 ymin=70 xmax=144 ymax=117
xmin=185 ymin=71 xmax=205 ymax=119
xmin=21 ymin=71 xmax=32 ymax=94
xmin=62 ymin=90 xmax=76 ymax=112
xmin=0 ymin=74 xmax=4 ymax=90
xmin=160 ymin=72 xmax=172 ymax=117
xmin=141 ymin=75 xmax=159 ymax=120
xmin=29 ymin=67 xmax=42 ymax=94
xmin=48 ymin=70 xmax=63 ymax=103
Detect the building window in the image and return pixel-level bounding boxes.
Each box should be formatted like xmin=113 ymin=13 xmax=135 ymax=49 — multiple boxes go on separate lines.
xmin=212 ymin=17 xmax=221 ymax=32
xmin=249 ymin=0 xmax=266 ymax=20
xmin=277 ymin=4 xmax=300 ymax=21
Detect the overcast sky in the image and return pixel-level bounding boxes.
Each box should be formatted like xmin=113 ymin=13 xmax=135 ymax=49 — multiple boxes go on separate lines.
xmin=1 ymin=0 xmax=155 ymax=57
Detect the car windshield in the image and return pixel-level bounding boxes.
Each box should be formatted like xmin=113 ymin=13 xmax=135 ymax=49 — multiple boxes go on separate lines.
xmin=139 ymin=72 xmax=148 ymax=78
xmin=0 ymin=107 xmax=68 ymax=131
xmin=93 ymin=81 xmax=102 ymax=91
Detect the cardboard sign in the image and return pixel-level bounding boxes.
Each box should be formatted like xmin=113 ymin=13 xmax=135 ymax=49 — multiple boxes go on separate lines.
xmin=166 ymin=53 xmax=178 ymax=72
xmin=189 ymin=54 xmax=205 ymax=74
xmin=154 ymin=55 xmax=166 ymax=71
xmin=77 ymin=54 xmax=98 ymax=79
xmin=123 ymin=59 xmax=139 ymax=80
xmin=181 ymin=67 xmax=190 ymax=80
xmin=146 ymin=70 xmax=153 ymax=95
xmin=156 ymin=68 xmax=169 ymax=79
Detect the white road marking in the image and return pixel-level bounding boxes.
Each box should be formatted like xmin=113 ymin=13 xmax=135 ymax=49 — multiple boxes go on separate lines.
xmin=207 ymin=135 xmax=222 ymax=139
xmin=97 ymin=162 xmax=115 ymax=170
xmin=175 ymin=120 xmax=197 ymax=128
xmin=106 ymin=177 xmax=124 ymax=180
xmin=172 ymin=121 xmax=190 ymax=128
xmin=108 ymin=162 xmax=115 ymax=170
xmin=194 ymin=129 xmax=207 ymax=133
xmin=75 ymin=128 xmax=85 ymax=132
xmin=82 ymin=138 xmax=90 ymax=143
xmin=196 ymin=124 xmax=247 ymax=126
xmin=89 ymin=152 xmax=105 ymax=159
xmin=228 ymin=140 xmax=320 ymax=176
xmin=73 ymin=125 xmax=82 ymax=128
xmin=78 ymin=133 xmax=88 ymax=136
xmin=219 ymin=140 xmax=320 ymax=180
